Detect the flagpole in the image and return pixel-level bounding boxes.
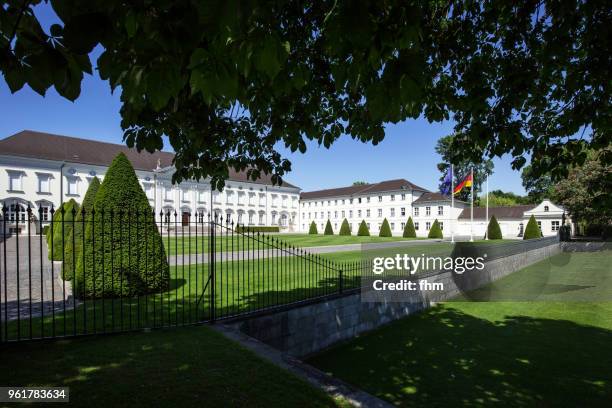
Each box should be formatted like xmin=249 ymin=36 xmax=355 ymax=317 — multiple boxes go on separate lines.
xmin=470 ymin=167 xmax=474 ymax=242
xmin=485 ymin=174 xmax=489 ymax=240
xmin=451 ymin=164 xmax=454 ymax=243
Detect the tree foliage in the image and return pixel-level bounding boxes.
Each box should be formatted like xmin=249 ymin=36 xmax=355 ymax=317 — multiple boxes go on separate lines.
xmin=523 ymin=215 xmax=542 ymax=240
xmin=379 ymin=218 xmax=392 ymax=237
xmin=521 ymin=165 xmax=555 ymax=203
xmin=478 ymin=189 xmax=533 ymax=207
xmin=403 ymin=217 xmax=416 ymax=238
xmin=339 ymin=218 xmax=351 ymax=236
xmin=2 ymin=1 xmax=609 ymax=188
xmin=487 ymin=215 xmax=503 ymax=240
xmin=553 ymin=147 xmax=612 ymax=226
xmin=324 ymin=220 xmax=334 ymax=235
xmin=63 ymin=177 xmax=100 ymax=280
xmin=75 ymin=153 xmax=169 ymax=298
xmin=308 ymin=221 xmax=318 ymax=235
xmin=48 ymin=199 xmax=79 ymax=261
xmin=357 ymin=220 xmax=370 ymax=237
xmin=428 ymin=219 xmax=443 ymax=239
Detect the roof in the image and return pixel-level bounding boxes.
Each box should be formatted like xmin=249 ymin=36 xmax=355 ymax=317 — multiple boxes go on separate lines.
xmin=0 ymin=131 xmax=298 ymax=189
xmin=458 ymin=204 xmax=536 ymax=220
xmin=300 ymin=179 xmax=429 ymax=200
xmin=412 ymin=192 xmax=465 ymax=204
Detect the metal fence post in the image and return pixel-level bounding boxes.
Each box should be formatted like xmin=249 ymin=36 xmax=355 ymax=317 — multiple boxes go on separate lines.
xmin=339 ymin=269 xmax=343 ymax=294
xmin=210 ymin=215 xmax=216 ymax=323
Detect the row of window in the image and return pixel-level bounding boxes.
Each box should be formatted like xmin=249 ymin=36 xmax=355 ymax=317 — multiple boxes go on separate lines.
xmin=303 ymin=205 xmax=446 ymax=220
xmin=303 ymin=193 xmax=409 ymax=208
xmin=302 ymin=221 xmax=443 ymax=232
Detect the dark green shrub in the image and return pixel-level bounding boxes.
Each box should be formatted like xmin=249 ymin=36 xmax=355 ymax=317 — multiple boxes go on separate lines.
xmin=308 ymin=221 xmax=318 ymax=234
xmin=523 ymin=215 xmax=541 ymax=240
xmin=339 ymin=219 xmax=351 ymax=236
xmin=48 ymin=199 xmax=79 ymax=261
xmin=236 ymin=225 xmax=280 ymax=233
xmin=324 ymin=220 xmax=334 ymax=235
xmin=42 ymin=225 xmax=49 ymax=237
xmin=428 ymin=219 xmax=443 ymax=239
xmin=379 ymin=218 xmax=392 ymax=237
xmin=559 ymin=225 xmax=572 ymax=241
xmin=487 ymin=215 xmax=503 ymax=240
xmin=75 ymin=153 xmax=169 ymax=298
xmin=357 ymin=220 xmax=370 ymax=236
xmin=403 ymin=217 xmax=416 ymax=238
xmin=63 ymin=177 xmax=100 ymax=280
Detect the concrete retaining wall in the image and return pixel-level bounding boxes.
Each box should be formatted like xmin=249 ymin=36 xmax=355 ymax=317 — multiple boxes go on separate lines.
xmin=236 ymin=240 xmax=561 ymax=357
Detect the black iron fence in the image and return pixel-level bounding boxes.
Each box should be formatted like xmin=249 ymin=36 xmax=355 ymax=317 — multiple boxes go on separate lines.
xmin=0 ymin=205 xmax=364 ymax=342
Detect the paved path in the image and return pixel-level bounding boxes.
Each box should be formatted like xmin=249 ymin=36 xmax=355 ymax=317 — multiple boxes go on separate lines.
xmin=1 ymin=236 xmax=74 ymax=321
xmin=167 ymin=238 xmax=446 ymax=266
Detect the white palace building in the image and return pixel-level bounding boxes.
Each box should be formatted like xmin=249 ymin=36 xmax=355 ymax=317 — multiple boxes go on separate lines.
xmin=1 ymin=131 xmax=565 ymax=239
xmin=0 ymin=131 xmax=301 ymax=234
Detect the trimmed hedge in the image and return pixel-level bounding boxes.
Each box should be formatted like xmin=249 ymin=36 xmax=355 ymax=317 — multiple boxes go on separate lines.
xmin=236 ymin=226 xmax=280 ymax=233
xmin=379 ymin=218 xmax=392 ymax=237
xmin=428 ymin=219 xmax=443 ymax=239
xmin=487 ymin=215 xmax=503 ymax=240
xmin=339 ymin=219 xmax=351 ymax=236
xmin=75 ymin=153 xmax=170 ymax=298
xmin=48 ymin=199 xmax=79 ymax=261
xmin=63 ymin=177 xmax=100 ymax=280
xmin=523 ymin=215 xmax=541 ymax=240
xmin=308 ymin=221 xmax=318 ymax=234
xmin=357 ymin=220 xmax=370 ymax=236
xmin=324 ymin=220 xmax=334 ymax=235
xmin=403 ymin=217 xmax=416 ymax=238
xmin=42 ymin=225 xmax=49 ymax=237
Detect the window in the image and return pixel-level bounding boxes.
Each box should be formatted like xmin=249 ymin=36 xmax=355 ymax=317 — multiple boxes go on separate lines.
xmin=327 ymin=211 xmax=331 ymax=218
xmin=414 ymin=207 xmax=419 ymax=216
xmin=439 ymin=222 xmax=444 ymax=230
xmin=327 ymin=200 xmax=331 ymax=205
xmin=181 ymin=189 xmax=190 ymax=202
xmin=366 ymin=209 xmax=371 ymax=217
xmin=198 ymin=190 xmax=207 ymax=203
xmin=378 ymin=209 xmax=382 ymax=217
xmin=367 ymin=223 xmax=370 ymax=229
xmin=67 ymin=177 xmax=78 ymax=195
xmin=378 ymin=195 xmax=382 ymax=202
xmin=358 ymin=210 xmax=362 ymax=217
xmin=341 ymin=210 xmax=345 ymax=217
xmin=544 ymin=206 xmax=549 ymax=212
xmin=401 ymin=193 xmax=406 ymax=200
xmin=401 ymin=222 xmax=405 ymax=230
xmin=9 ymin=203 xmax=26 ymax=223
xmin=37 ymin=174 xmax=51 ymax=193
xmin=350 ymin=199 xmax=353 ymax=204
xmin=414 ymin=222 xmax=419 ymax=230
xmin=401 ymin=207 xmax=406 ymax=216
xmin=426 ymin=206 xmax=431 ymax=216
xmin=335 ymin=200 xmax=338 ymax=205
xmin=320 ymin=211 xmax=324 ymax=218
xmin=213 ymin=191 xmax=221 ymax=203
xmin=165 ymin=186 xmax=174 ymax=201
xmin=438 ymin=206 xmax=443 ymax=215
xmin=259 ymin=213 xmax=265 ymax=224
xmin=358 ymin=198 xmax=362 ymax=203
xmin=426 ymin=222 xmax=431 ymax=230
xmin=342 ymin=199 xmax=345 ymax=205
xmin=390 ymin=195 xmax=395 ymax=201
xmin=8 ymin=171 xmax=23 ymax=191
xmin=144 ymin=183 xmax=154 ymax=199
xmin=349 ymin=210 xmax=353 ymax=218
xmin=390 ymin=208 xmax=395 ymax=217
xmin=552 ymin=221 xmax=560 ymax=231
xmin=391 ymin=222 xmax=395 ymax=230
xmin=537 ymin=221 xmax=542 ymax=230
xmin=367 ymin=197 xmax=371 ymax=203
xmin=40 ymin=206 xmax=50 ymax=221
xmin=334 ymin=211 xmax=338 ymax=218
xmin=259 ymin=194 xmax=266 ymax=205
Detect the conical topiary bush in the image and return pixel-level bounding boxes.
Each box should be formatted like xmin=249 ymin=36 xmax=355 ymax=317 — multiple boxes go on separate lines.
xmin=48 ymin=199 xmax=79 ymax=261
xmin=75 ymin=153 xmax=169 ymax=298
xmin=63 ymin=177 xmax=100 ymax=280
xmin=324 ymin=220 xmax=334 ymax=235
xmin=379 ymin=218 xmax=392 ymax=237
xmin=357 ymin=220 xmax=370 ymax=236
xmin=308 ymin=221 xmax=318 ymax=234
xmin=523 ymin=215 xmax=541 ymax=240
xmin=487 ymin=215 xmax=503 ymax=240
xmin=428 ymin=219 xmax=443 ymax=239
xmin=339 ymin=218 xmax=351 ymax=236
xmin=403 ymin=217 xmax=416 ymax=238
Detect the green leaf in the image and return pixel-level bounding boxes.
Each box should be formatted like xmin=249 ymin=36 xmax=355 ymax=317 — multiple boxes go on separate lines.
xmin=255 ymin=39 xmax=282 ymax=79
xmin=125 ymin=12 xmax=138 ymax=38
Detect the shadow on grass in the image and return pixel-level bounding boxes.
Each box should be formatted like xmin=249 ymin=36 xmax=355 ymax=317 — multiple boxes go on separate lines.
xmin=0 ymin=326 xmax=340 ymax=407
xmin=308 ymin=305 xmax=612 ymax=407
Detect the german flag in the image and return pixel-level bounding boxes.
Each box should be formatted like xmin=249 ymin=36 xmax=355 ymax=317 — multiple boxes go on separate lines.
xmin=453 ymin=173 xmax=473 ymax=195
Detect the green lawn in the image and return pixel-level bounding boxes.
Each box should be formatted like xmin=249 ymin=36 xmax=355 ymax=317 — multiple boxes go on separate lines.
xmin=308 ymin=251 xmax=612 ymax=407
xmin=163 ymin=233 xmax=426 ymax=255
xmin=0 ymin=325 xmax=343 ymax=407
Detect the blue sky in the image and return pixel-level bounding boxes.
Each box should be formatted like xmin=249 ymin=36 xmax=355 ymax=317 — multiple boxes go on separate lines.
xmin=0 ymin=3 xmax=526 ymax=194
